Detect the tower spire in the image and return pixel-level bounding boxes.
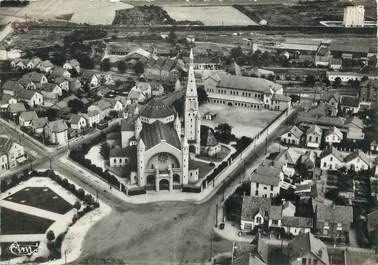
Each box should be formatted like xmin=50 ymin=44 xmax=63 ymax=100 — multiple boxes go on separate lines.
xmin=186 ymin=49 xmax=197 ymax=97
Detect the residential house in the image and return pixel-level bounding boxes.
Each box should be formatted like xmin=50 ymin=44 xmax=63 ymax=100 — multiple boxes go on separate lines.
xmin=54 ymin=77 xmax=70 ymax=92
xmin=11 ymin=58 xmax=28 ymax=70
xmin=0 ymin=94 xmax=17 ymax=110
xmin=2 ymin=80 xmax=24 ymax=96
xmin=367 ymin=210 xmax=378 ymax=242
xmin=16 ymin=89 xmax=43 ymax=108
xmin=87 ymin=99 xmax=113 ymax=121
xmin=320 ymin=147 xmax=370 ymax=171
xmin=69 ymin=114 xmax=87 ymax=131
xmin=38 ymin=60 xmax=54 ymax=73
xmin=306 ymin=125 xmax=322 ymax=149
xmin=63 ymin=59 xmax=81 ymax=73
xmin=30 ymin=117 xmax=48 ymax=134
xmin=240 ymin=197 xmax=272 ymax=230
xmin=20 ymin=72 xmax=48 ymax=89
xmin=44 ymin=120 xmax=68 ymax=145
xmin=40 ymin=83 xmax=62 ymax=100
xmin=360 ymin=79 xmax=378 ymax=106
xmin=250 ymin=162 xmax=283 ymax=198
xmin=0 ymin=135 xmax=25 ymax=173
xmin=128 ymin=82 xmax=152 ymax=103
xmin=340 ymin=96 xmax=360 ymax=114
xmin=325 ymin=126 xmax=343 ymax=145
xmin=27 ymin=57 xmax=42 ymax=70
xmin=19 ymin=111 xmax=38 ymax=127
xmin=82 ymin=110 xmax=100 ymax=127
xmin=286 ymin=232 xmax=329 ymax=265
xmin=81 ymin=72 xmax=99 ymax=89
xmin=345 ymin=116 xmax=365 ymax=141
xmin=320 ymin=147 xmax=345 ymax=171
xmin=280 ymin=125 xmax=303 ymax=145
xmin=50 ymin=66 xmax=71 ymax=79
xmin=315 ymin=203 xmax=353 ymax=242
xmin=281 ymin=216 xmax=313 ymax=236
xmin=8 ymin=103 xmax=26 ymax=120
xmin=344 ymin=150 xmax=370 ymax=171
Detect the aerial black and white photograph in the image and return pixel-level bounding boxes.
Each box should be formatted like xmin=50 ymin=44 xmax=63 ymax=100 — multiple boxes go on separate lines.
xmin=0 ymin=0 xmax=377 ymax=264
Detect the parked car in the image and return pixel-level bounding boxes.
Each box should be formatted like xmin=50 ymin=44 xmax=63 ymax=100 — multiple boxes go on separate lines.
xmin=97 ymin=121 xmax=108 ymax=130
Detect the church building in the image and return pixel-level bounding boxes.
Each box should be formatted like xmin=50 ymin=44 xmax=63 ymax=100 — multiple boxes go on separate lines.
xmin=108 ymin=49 xmax=204 ymax=192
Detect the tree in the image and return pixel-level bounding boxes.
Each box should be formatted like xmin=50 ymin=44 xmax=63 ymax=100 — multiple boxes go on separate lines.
xmin=68 ymin=99 xmax=84 ymax=114
xmin=215 ymin=123 xmax=233 ymax=143
xmin=304 ymin=75 xmax=315 ymax=87
xmin=46 ymin=230 xmax=55 ymax=241
xmin=45 ymin=108 xmax=59 ymax=121
xmin=51 ymin=52 xmax=66 ymax=66
xmin=197 ymin=86 xmax=208 ymax=105
xmin=1 ymin=61 xmax=12 ymax=72
xmin=168 ymin=30 xmax=177 ymax=45
xmin=334 ymin=77 xmax=342 ymax=87
xmin=74 ymin=201 xmax=81 ymax=210
xmin=117 ymin=60 xmax=127 ymax=73
xmin=100 ymin=142 xmax=110 ymax=160
xmin=77 ymin=54 xmax=94 ymax=69
xmin=134 ymin=61 xmax=144 ymax=75
xmin=101 ymin=58 xmax=111 ymax=71
xmin=230 ymin=46 xmax=243 ymax=59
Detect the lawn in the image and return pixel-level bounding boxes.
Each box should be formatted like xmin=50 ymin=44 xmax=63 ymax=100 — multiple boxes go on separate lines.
xmin=5 ymin=187 xmax=73 ymax=214
xmin=190 ymin=160 xmax=214 ymax=180
xmin=0 ymin=208 xmax=54 ymax=234
xmin=200 ymin=103 xmax=280 ymax=138
xmin=163 ymin=6 xmax=256 ymax=26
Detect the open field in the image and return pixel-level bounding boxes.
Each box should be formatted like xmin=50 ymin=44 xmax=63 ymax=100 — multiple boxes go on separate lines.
xmin=5 ymin=187 xmax=73 ymax=214
xmin=200 ymin=103 xmax=280 ymax=138
xmin=163 ymin=6 xmax=256 ymax=26
xmin=0 ymin=0 xmax=133 ymax=25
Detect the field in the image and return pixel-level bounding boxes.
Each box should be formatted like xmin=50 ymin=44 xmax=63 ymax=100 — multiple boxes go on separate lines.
xmin=0 ymin=0 xmax=133 ymax=25
xmin=200 ymin=103 xmax=280 ymax=138
xmin=163 ymin=6 xmax=256 ymax=26
xmin=0 ymin=208 xmax=54 ymax=234
xmin=5 ymin=187 xmax=73 ymax=214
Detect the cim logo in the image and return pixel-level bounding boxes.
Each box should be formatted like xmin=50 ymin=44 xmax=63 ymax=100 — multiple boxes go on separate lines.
xmin=8 ymin=242 xmax=39 ymax=257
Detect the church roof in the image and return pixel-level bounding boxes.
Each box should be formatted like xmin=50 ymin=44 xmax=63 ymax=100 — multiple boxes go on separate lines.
xmin=140 ymin=99 xmax=176 ymax=119
xmin=200 ymin=127 xmax=218 ymax=146
xmin=140 ymin=121 xmax=181 ymax=150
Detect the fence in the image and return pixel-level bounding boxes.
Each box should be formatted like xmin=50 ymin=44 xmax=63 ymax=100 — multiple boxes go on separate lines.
xmin=201 ymin=107 xmax=296 ymax=191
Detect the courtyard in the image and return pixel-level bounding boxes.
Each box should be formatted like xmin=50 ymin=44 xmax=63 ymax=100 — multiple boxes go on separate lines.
xmin=200 ymin=103 xmax=281 ymax=138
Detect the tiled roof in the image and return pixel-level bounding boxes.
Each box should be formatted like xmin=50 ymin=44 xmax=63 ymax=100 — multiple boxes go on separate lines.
xmin=41 ymin=83 xmax=59 ymax=92
xmin=31 ymin=117 xmax=48 ymax=129
xmin=326 ymin=126 xmax=343 ymax=138
xmin=288 ymin=125 xmax=303 ymax=139
xmin=344 ymin=150 xmax=369 ymax=165
xmin=320 ymin=147 xmax=344 ymax=162
xmin=282 ymin=216 xmax=313 ymax=228
xmin=140 ymin=99 xmax=176 ymax=119
xmin=140 ymin=121 xmax=181 ymax=151
xmin=2 ymin=80 xmax=24 ymax=92
xmin=8 ymin=103 xmax=26 ymax=113
xmin=241 ymin=196 xmax=271 ymax=222
xmin=22 ymin=71 xmax=45 ymax=83
xmin=288 ymin=233 xmax=329 ymax=265
xmin=250 ymin=165 xmax=281 ymax=186
xmin=16 ymin=89 xmax=39 ymax=100
xmin=46 ymin=120 xmax=68 ymax=133
xmin=207 ymin=72 xmax=282 ymax=94
xmin=20 ymin=111 xmax=38 ymax=122
xmin=316 ymin=204 xmax=353 ymax=224
xmin=70 ymin=114 xmax=84 ymax=124
xmin=307 ymin=124 xmax=322 ymax=136
xmin=340 ymin=95 xmax=360 ymax=107
xmin=200 ymin=127 xmax=218 ymax=146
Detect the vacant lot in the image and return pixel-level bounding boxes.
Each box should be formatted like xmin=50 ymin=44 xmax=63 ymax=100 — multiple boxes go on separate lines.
xmin=163 ymin=6 xmax=256 ymax=26
xmin=5 ymin=187 xmax=73 ymax=214
xmin=200 ymin=103 xmax=280 ymax=138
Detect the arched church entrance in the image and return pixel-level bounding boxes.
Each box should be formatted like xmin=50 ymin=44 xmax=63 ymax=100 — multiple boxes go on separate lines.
xmin=159 ymin=179 xmax=170 ymax=190
xmin=228 ymin=102 xmax=233 ymax=107
xmin=173 ymin=174 xmax=180 ymax=183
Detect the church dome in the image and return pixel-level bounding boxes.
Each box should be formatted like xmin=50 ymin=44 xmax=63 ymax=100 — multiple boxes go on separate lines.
xmin=140 ymin=99 xmax=176 ymax=119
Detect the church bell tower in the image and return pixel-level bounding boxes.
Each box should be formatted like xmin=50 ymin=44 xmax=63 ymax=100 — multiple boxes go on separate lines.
xmin=184 ymin=49 xmax=201 ymax=154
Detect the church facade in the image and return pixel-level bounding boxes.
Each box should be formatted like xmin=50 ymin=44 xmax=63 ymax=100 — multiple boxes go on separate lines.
xmin=108 ymin=50 xmax=203 ymax=192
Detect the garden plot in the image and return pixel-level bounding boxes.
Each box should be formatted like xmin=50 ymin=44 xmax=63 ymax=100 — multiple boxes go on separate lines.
xmin=163 ymin=6 xmax=256 ymax=26
xmin=199 ymin=103 xmax=280 ymax=138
